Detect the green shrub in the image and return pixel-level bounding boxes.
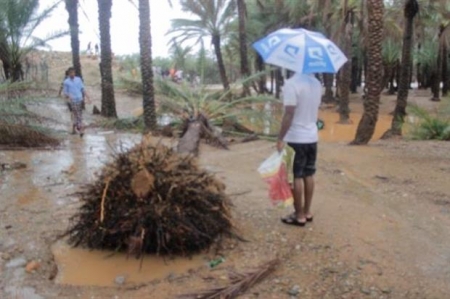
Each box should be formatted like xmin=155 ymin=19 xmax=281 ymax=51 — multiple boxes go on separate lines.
xmin=408 ymin=99 xmax=450 ymax=141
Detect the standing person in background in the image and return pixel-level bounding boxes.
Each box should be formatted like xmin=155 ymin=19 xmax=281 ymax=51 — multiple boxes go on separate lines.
xmin=63 ymin=67 xmax=91 ymax=137
xmin=276 ymin=72 xmax=322 ymax=226
xmin=87 ymin=42 xmax=92 ymax=56
xmin=94 ymin=43 xmax=99 ymax=56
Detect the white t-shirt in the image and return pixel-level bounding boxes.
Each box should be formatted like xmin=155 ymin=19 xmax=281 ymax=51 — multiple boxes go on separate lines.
xmin=282 ymin=73 xmax=322 ymax=144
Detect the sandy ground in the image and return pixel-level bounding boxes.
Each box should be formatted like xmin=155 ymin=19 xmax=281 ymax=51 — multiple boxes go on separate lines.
xmin=1 ymin=54 xmax=450 ymax=298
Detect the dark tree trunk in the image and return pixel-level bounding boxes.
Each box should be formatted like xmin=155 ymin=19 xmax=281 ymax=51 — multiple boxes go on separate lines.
xmin=212 ymin=35 xmax=230 ymax=91
xmin=388 ymin=62 xmax=397 ymax=94
xmin=255 ymin=54 xmax=267 ymax=94
xmin=338 ymin=9 xmax=354 ymax=123
xmin=382 ymin=0 xmax=418 ymax=138
xmin=431 ymin=25 xmax=446 ymax=102
xmin=322 ymin=73 xmax=335 ymax=103
xmin=98 ymin=0 xmax=117 ymax=117
xmin=270 ymin=70 xmax=274 ymax=94
xmin=275 ymin=68 xmax=283 ymax=99
xmin=139 ymin=0 xmax=157 ymax=131
xmin=350 ymin=52 xmax=359 ymax=93
xmin=352 ymin=0 xmax=384 ymax=145
xmin=65 ymin=0 xmax=82 ymax=78
xmin=237 ymin=0 xmax=250 ymax=96
xmin=1 ymin=62 xmax=10 ymax=80
xmin=442 ymin=42 xmax=449 ymax=96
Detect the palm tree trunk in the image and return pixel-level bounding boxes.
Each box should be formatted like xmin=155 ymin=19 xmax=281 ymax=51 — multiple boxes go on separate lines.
xmin=442 ymin=41 xmax=449 ymax=96
xmin=351 ymin=0 xmax=384 ymax=145
xmin=237 ymin=0 xmax=250 ymax=96
xmin=350 ymin=53 xmax=358 ymax=93
xmin=138 ymin=0 xmax=157 ymax=131
xmin=382 ymin=0 xmax=418 ymax=138
xmin=431 ymin=25 xmax=445 ymax=102
xmin=212 ymin=35 xmax=230 ymax=91
xmin=255 ymin=54 xmax=267 ymax=94
xmin=97 ymin=0 xmax=117 ymax=117
xmin=275 ymin=69 xmax=282 ymax=99
xmin=65 ymin=0 xmax=82 ymax=78
xmin=338 ymin=9 xmax=354 ymax=123
xmin=322 ymin=73 xmax=335 ymax=103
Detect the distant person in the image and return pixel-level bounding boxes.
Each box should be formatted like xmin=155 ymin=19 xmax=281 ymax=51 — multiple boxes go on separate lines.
xmin=87 ymin=42 xmax=92 ymax=55
xmin=277 ymin=73 xmax=321 ymax=226
xmin=94 ymin=43 xmax=99 ymax=56
xmin=63 ymin=67 xmax=91 ymax=137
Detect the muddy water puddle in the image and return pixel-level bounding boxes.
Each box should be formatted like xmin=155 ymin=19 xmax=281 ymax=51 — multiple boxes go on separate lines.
xmin=318 ymin=111 xmax=394 ymax=142
xmin=51 ymin=241 xmax=207 ymax=287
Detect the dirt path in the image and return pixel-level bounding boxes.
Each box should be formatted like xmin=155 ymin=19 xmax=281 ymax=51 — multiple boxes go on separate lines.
xmin=1 ymin=95 xmax=450 ymax=299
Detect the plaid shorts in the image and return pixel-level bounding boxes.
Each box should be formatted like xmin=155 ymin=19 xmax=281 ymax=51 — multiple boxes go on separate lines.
xmin=70 ymin=101 xmax=83 ymax=128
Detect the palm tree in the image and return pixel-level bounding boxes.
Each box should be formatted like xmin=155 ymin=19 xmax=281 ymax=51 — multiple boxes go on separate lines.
xmin=381 ymin=39 xmax=401 ymax=94
xmin=431 ymin=24 xmax=449 ymax=102
xmin=351 ymin=0 xmax=384 ymax=145
xmin=338 ymin=1 xmax=355 ymax=123
xmin=97 ymin=0 xmax=117 ymax=117
xmin=237 ymin=0 xmax=250 ymax=96
xmin=138 ymin=0 xmax=157 ymax=130
xmin=169 ymin=0 xmax=236 ymax=91
xmin=169 ymin=41 xmax=192 ymax=71
xmin=0 ymin=0 xmax=66 ymax=82
xmin=64 ymin=0 xmax=82 ymax=78
xmin=382 ymin=0 xmax=419 ymax=138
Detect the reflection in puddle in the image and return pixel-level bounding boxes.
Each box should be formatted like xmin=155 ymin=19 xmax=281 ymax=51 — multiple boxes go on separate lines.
xmin=51 ymin=241 xmax=207 ymax=287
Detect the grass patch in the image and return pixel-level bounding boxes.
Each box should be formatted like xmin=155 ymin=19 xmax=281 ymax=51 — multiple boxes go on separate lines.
xmin=407 ymin=98 xmax=450 ymax=141
xmin=96 ymin=116 xmax=145 ymax=131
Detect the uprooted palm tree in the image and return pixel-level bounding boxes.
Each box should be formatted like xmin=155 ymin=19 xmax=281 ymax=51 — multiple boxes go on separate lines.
xmin=168 ymin=0 xmax=236 ymax=91
xmin=0 ymin=0 xmax=67 ymax=82
xmin=155 ymin=76 xmax=276 ymax=155
xmin=0 ymin=83 xmax=60 ymax=148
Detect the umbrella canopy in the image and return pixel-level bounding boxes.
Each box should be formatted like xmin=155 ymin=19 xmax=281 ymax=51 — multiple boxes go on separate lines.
xmin=252 ymin=28 xmax=347 ymax=74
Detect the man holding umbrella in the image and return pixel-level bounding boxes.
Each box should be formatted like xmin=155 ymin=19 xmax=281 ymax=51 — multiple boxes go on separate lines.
xmin=253 ymin=28 xmax=347 ymax=226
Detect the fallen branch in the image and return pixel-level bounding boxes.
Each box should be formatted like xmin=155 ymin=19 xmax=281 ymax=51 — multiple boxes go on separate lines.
xmin=178 ymin=259 xmax=279 ymax=299
xmin=100 ymin=180 xmax=110 ymax=223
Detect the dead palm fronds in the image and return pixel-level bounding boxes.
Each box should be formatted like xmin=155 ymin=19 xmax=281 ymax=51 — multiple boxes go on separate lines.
xmin=0 ymin=122 xmax=60 ymax=148
xmin=178 ymin=259 xmax=280 ymax=299
xmin=66 ymin=142 xmax=237 ymax=256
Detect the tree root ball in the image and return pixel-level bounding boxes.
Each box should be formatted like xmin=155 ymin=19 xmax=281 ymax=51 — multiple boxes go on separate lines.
xmin=66 ymin=143 xmax=235 ymax=256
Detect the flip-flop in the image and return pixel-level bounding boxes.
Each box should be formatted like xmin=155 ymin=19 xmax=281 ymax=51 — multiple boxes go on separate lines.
xmin=281 ymin=215 xmax=306 ymax=227
xmin=306 ymin=216 xmax=313 ymax=222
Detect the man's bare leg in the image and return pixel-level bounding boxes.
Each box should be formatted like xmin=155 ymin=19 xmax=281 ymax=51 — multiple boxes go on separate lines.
xmin=293 ymin=178 xmax=306 ymax=222
xmin=303 ymin=175 xmax=315 ymax=219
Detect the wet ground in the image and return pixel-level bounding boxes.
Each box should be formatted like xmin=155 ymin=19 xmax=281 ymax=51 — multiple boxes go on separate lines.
xmin=1 ymin=90 xmax=450 ymax=298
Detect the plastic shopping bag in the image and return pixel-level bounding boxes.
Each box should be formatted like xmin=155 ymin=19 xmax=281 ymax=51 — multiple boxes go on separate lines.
xmin=257 ymin=150 xmax=293 ymax=208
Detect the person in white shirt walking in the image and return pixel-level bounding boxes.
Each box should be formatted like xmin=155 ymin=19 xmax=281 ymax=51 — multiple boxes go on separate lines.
xmin=276 ymin=73 xmax=322 ymax=226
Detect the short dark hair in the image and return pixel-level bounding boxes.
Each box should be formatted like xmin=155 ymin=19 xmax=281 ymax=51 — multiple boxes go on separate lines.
xmin=67 ymin=67 xmax=75 ymax=73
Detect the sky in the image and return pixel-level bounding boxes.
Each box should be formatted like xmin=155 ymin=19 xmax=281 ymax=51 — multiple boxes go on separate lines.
xmin=34 ymin=0 xmax=192 ymax=58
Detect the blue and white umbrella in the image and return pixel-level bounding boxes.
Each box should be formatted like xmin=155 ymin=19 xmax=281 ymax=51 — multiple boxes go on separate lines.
xmin=252 ymin=28 xmax=347 ymax=74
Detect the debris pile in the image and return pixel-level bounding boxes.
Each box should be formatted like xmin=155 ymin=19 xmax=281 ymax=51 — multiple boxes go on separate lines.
xmin=67 ymin=143 xmax=235 ymax=256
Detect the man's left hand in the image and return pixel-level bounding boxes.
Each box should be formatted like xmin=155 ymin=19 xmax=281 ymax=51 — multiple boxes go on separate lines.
xmin=276 ymin=139 xmax=285 ymax=153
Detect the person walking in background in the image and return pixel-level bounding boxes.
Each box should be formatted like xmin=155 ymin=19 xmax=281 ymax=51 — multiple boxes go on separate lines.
xmin=87 ymin=42 xmax=92 ymax=56
xmin=276 ymin=72 xmax=322 ymax=226
xmin=94 ymin=43 xmax=99 ymax=56
xmin=63 ymin=67 xmax=91 ymax=137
